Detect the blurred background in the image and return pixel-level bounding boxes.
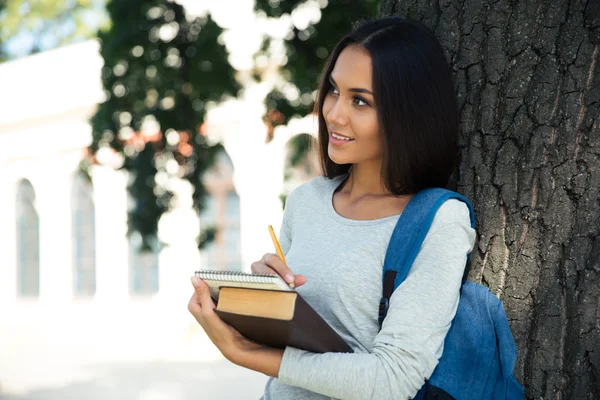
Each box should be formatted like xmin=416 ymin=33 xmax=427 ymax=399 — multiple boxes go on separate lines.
xmin=0 ymin=0 xmax=379 ymax=399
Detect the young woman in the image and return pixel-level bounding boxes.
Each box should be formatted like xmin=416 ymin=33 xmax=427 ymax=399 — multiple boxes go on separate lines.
xmin=188 ymin=17 xmax=476 ymax=400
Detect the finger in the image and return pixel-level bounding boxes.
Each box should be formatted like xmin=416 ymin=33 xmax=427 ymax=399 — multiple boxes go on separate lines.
xmin=190 ymin=276 xmax=232 ymax=336
xmin=190 ymin=276 xmax=216 ymax=313
xmin=250 ymin=261 xmax=277 ymax=275
xmin=187 ymin=291 xmax=204 ymax=324
xmin=262 ymin=253 xmax=295 ymax=285
xmin=294 ymin=274 xmax=307 ymax=288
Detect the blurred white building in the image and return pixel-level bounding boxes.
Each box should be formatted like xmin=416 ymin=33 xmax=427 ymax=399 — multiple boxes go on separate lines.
xmin=0 ymin=40 xmax=318 ymax=396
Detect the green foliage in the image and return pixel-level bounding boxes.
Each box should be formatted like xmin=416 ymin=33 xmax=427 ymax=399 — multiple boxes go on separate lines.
xmin=256 ymin=0 xmax=380 ymax=131
xmin=197 ymin=224 xmax=218 ymax=251
xmin=0 ymin=1 xmax=5 ymax=62
xmin=282 ymin=133 xmax=319 ymax=202
xmin=279 ymin=193 xmax=288 ymax=209
xmin=286 ymin=133 xmax=315 ymax=168
xmin=90 ymin=0 xmax=237 ymax=250
xmin=0 ymin=0 xmax=109 ymax=57
xmin=90 ymin=0 xmax=380 ymax=248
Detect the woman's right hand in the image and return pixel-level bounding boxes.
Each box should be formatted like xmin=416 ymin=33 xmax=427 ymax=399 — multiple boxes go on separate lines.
xmin=250 ymin=253 xmax=307 ymax=288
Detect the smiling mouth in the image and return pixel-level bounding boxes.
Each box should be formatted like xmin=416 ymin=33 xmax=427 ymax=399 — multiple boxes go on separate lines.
xmin=330 ymin=132 xmax=354 ymax=141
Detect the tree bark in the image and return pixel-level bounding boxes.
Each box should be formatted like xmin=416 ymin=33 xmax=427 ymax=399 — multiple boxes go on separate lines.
xmin=381 ymin=1 xmax=600 ymax=398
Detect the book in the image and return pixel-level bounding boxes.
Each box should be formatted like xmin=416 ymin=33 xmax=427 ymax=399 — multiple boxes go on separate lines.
xmin=194 ymin=270 xmax=353 ymax=354
xmin=195 ymin=270 xmax=293 ymax=301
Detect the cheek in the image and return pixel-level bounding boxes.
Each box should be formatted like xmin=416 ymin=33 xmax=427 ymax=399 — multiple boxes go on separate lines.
xmin=322 ymin=97 xmax=333 ymax=120
xmin=355 ymin=113 xmax=380 ymax=142
xmin=354 ymin=113 xmax=383 ymax=157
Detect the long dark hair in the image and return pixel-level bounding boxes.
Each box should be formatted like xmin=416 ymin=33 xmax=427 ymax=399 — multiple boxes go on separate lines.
xmin=315 ymin=17 xmax=458 ymax=195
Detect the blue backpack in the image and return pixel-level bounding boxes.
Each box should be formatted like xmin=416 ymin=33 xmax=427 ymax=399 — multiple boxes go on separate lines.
xmin=379 ymin=188 xmax=524 ymax=400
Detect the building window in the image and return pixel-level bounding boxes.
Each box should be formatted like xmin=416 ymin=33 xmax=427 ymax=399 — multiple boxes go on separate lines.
xmin=200 ymin=151 xmax=242 ymax=271
xmin=15 ymin=179 xmax=40 ymax=297
xmin=223 ymin=191 xmax=241 ymax=271
xmin=72 ymin=174 xmax=96 ymax=297
xmin=200 ymin=195 xmax=218 ymax=270
xmin=129 ymin=232 xmax=159 ymax=295
xmin=200 ymin=191 xmax=242 ymax=271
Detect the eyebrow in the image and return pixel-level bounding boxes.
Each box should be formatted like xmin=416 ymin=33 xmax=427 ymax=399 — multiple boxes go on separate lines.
xmin=329 ymin=76 xmax=373 ymax=95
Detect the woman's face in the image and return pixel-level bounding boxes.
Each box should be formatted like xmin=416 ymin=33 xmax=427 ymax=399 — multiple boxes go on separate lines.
xmin=322 ymin=45 xmax=382 ymax=167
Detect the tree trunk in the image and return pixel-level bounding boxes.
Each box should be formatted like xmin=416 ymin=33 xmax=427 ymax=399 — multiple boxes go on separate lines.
xmin=381 ymin=1 xmax=600 ymax=398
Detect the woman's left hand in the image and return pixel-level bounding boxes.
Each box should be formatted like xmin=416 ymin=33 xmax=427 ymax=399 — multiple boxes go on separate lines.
xmin=188 ymin=275 xmax=285 ymax=377
xmin=188 ymin=276 xmax=259 ymax=363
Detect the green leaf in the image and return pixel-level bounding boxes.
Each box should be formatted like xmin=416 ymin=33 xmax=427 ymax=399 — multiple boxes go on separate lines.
xmin=259 ymin=0 xmax=380 ymax=129
xmin=88 ymin=0 xmax=237 ymax=250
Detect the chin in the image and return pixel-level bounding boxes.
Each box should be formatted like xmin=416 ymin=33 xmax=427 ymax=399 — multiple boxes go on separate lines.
xmin=327 ymin=145 xmax=353 ymax=165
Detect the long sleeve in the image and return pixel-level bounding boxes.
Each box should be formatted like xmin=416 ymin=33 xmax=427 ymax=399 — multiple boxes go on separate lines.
xmin=276 ymin=201 xmax=476 ymax=400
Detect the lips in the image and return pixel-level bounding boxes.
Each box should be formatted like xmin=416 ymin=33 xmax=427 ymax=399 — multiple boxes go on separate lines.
xmin=329 ymin=131 xmax=354 ymax=147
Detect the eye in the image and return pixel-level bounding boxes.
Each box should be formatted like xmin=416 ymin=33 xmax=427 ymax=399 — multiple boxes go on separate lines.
xmin=328 ymin=86 xmax=339 ymax=96
xmin=353 ymin=96 xmax=370 ymax=107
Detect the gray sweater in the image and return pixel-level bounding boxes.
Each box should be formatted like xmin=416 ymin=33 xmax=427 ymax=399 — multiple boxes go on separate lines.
xmin=261 ymin=176 xmax=476 ymax=400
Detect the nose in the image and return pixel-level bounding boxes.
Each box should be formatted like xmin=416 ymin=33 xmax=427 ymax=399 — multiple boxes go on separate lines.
xmin=325 ymin=96 xmax=349 ymax=128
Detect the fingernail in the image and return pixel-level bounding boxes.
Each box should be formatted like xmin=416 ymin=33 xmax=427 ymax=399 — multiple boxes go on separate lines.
xmin=284 ymin=273 xmax=294 ymax=283
xmin=190 ymin=276 xmax=201 ymax=288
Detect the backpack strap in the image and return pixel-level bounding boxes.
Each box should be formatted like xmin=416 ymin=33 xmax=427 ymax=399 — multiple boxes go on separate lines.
xmin=378 ymin=188 xmax=475 ymax=329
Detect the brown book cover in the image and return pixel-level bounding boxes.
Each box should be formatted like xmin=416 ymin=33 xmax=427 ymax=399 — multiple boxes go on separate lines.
xmin=215 ymin=287 xmax=353 ymax=354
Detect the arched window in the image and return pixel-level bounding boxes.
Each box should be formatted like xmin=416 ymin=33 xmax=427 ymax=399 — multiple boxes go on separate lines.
xmin=72 ymin=174 xmax=96 ymax=297
xmin=200 ymin=195 xmax=218 ymax=270
xmin=200 ymin=150 xmax=242 ymax=271
xmin=129 ymin=232 xmax=159 ymax=295
xmin=15 ymin=180 xmax=40 ymax=297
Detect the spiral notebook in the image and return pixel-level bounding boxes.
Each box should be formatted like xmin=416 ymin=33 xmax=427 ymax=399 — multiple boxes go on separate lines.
xmin=194 ymin=270 xmax=293 ymax=300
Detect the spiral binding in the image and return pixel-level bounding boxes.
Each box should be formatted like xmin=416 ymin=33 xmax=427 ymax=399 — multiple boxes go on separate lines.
xmin=194 ymin=270 xmax=279 ymax=284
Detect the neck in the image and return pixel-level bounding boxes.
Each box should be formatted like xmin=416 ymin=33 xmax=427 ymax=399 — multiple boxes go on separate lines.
xmin=342 ymin=160 xmax=390 ymax=198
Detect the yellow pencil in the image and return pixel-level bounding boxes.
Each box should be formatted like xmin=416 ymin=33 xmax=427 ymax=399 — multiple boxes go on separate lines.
xmin=268 ymin=225 xmax=294 ymax=288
